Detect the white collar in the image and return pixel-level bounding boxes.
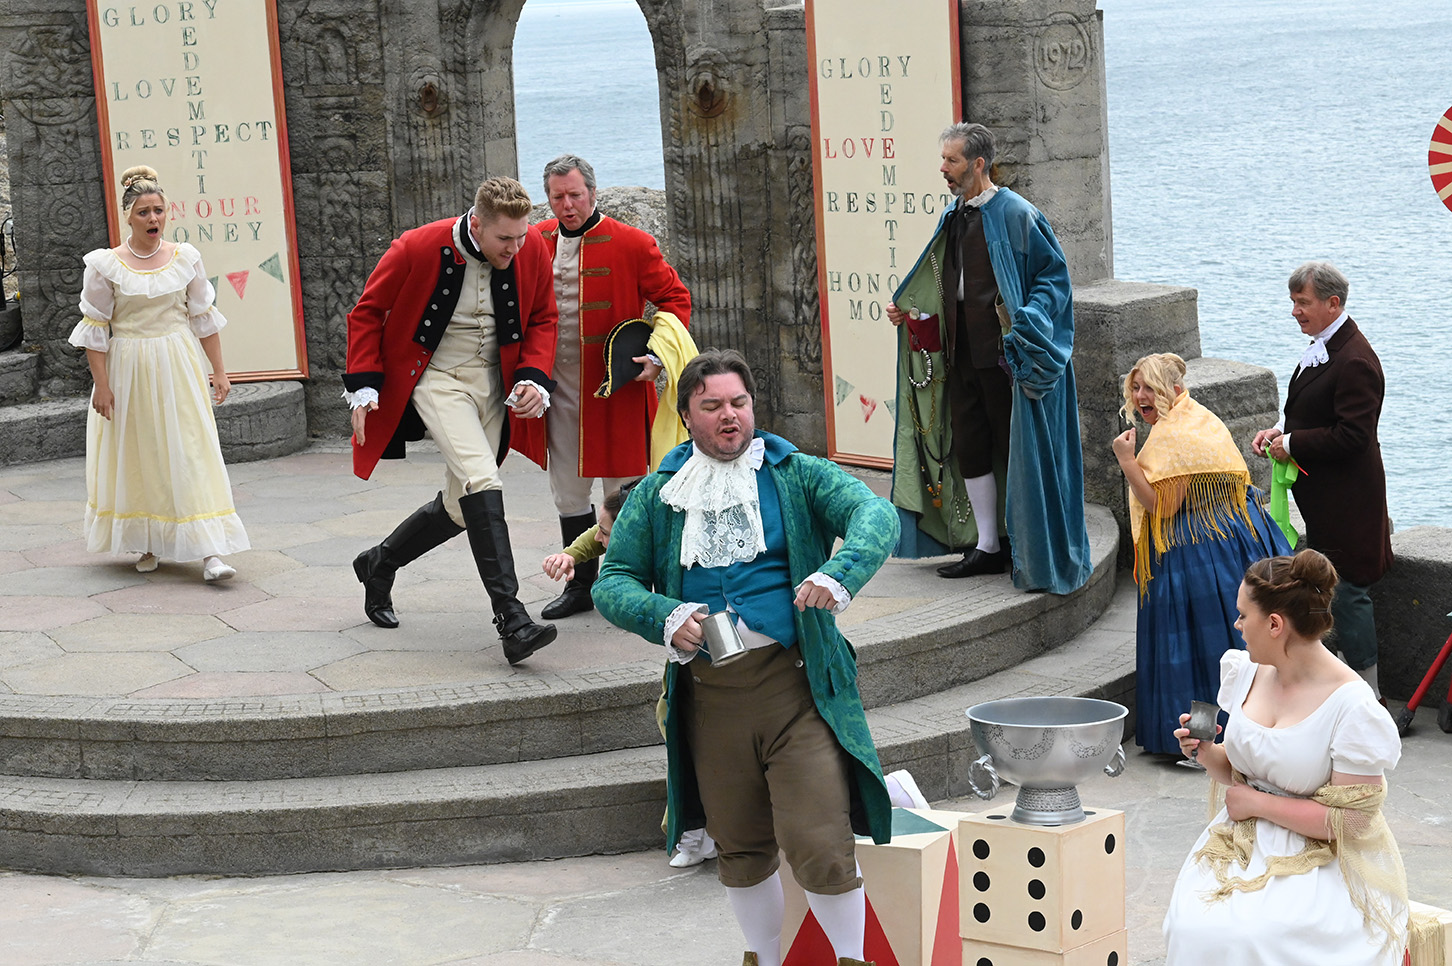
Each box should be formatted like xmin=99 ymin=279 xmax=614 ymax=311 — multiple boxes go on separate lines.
xmin=962 ymin=184 xmax=999 ymax=209
xmin=659 ymin=436 xmax=768 ymax=569
xmin=1299 ymin=310 xmax=1349 ymax=371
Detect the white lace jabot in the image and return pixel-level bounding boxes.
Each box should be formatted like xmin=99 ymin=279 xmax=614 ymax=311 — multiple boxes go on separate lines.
xmin=1298 ymin=310 xmax=1349 ymax=372
xmin=659 ymin=437 xmax=768 ymax=569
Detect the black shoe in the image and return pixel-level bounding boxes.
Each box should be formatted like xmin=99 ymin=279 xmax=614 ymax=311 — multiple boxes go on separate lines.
xmin=541 ymin=581 xmax=595 ymax=619
xmin=937 ymin=546 xmax=1010 ymax=578
xmin=496 ymin=610 xmax=559 ymax=665
xmin=541 ymin=510 xmax=598 ymax=620
xmin=355 ymin=492 xmax=464 ymax=628
xmin=459 ymin=489 xmax=556 ymax=664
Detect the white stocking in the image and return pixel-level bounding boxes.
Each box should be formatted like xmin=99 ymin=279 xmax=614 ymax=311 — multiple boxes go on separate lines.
xmin=805 ymin=884 xmax=866 ymax=960
xmin=1355 ymin=662 xmax=1381 ymax=699
xmin=726 ymin=872 xmax=784 ymax=966
xmin=964 ymin=472 xmax=1000 ymax=553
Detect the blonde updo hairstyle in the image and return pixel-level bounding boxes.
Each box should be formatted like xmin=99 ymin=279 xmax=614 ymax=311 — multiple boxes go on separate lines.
xmin=120 ymin=165 xmax=165 ymax=212
xmin=1120 ymin=352 xmax=1187 ymax=424
xmin=1242 ymin=549 xmax=1338 ymax=640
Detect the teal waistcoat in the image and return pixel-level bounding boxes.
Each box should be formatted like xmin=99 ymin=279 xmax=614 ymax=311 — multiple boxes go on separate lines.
xmin=681 ymin=464 xmax=798 ymax=650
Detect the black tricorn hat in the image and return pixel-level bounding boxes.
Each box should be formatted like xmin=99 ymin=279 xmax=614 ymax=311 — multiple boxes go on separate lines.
xmin=595 ymin=318 xmax=653 ymax=398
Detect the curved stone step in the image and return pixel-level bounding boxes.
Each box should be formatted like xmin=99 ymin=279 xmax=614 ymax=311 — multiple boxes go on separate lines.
xmin=0 ymin=380 xmax=307 ymax=466
xmin=0 ymin=507 xmax=1118 ymax=782
xmin=0 ymin=581 xmax=1136 ymax=876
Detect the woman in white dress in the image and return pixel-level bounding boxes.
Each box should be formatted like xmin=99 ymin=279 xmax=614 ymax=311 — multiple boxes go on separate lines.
xmin=1163 ymin=549 xmax=1408 ymax=965
xmin=68 ymin=165 xmax=249 ymax=580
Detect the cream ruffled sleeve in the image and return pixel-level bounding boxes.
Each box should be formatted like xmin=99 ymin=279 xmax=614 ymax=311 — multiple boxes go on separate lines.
xmin=1330 ymin=694 xmax=1403 ymax=777
xmin=182 ymin=245 xmax=228 ymax=338
xmin=68 ymin=257 xmax=115 ymax=352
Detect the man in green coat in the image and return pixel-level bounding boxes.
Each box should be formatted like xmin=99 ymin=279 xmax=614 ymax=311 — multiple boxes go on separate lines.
xmin=594 ymin=349 xmax=895 ymax=966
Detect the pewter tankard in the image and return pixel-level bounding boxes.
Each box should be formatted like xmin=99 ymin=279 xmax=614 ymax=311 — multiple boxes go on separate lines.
xmin=699 ymin=610 xmax=749 ymax=666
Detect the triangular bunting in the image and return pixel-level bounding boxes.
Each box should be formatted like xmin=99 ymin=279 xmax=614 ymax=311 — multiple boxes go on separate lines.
xmin=208 ymin=275 xmax=219 ymax=292
xmin=884 ymin=399 xmax=896 ymax=419
xmin=226 ymin=270 xmax=250 ymax=300
xmin=860 ymin=393 xmax=878 ymax=422
xmin=258 ymin=252 xmax=285 ymax=283
xmin=834 ymin=375 xmax=853 ymax=406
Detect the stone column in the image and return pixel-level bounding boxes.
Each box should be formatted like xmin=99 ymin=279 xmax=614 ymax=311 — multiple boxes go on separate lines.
xmin=958 ymin=0 xmax=1113 ymax=285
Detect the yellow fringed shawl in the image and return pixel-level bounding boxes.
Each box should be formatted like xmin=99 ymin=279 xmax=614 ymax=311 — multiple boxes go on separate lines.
xmin=1199 ymin=773 xmax=1410 ymax=957
xmin=1130 ymin=391 xmax=1253 ymax=598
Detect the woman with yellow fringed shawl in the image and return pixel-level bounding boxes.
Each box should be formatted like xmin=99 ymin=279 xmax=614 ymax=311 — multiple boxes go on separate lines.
xmin=1162 ymin=551 xmax=1407 ymax=965
xmin=1111 ymin=353 xmax=1290 ymax=756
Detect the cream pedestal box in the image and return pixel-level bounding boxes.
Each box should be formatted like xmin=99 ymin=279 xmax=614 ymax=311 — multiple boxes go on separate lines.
xmin=782 ymin=807 xmax=973 ymax=966
xmin=1409 ymin=900 xmax=1452 ymax=965
xmin=958 ymin=808 xmax=1125 ymax=954
xmin=962 ymin=929 xmax=1128 ymax=966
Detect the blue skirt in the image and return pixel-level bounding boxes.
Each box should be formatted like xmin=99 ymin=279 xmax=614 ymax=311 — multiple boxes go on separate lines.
xmin=1135 ymin=488 xmax=1291 ymax=754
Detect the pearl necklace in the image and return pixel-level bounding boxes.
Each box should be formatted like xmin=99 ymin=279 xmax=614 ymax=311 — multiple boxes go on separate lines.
xmin=125 ymin=236 xmax=163 ymax=259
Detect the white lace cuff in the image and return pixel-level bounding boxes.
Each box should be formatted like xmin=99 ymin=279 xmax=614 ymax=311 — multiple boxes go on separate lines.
xmin=68 ymin=317 xmax=110 ymax=351
xmin=664 ymin=601 xmax=707 ymax=663
xmin=513 ymin=380 xmax=551 ymax=415
xmin=342 ymin=387 xmax=380 ymax=410
xmin=802 ymin=572 xmax=851 ymax=615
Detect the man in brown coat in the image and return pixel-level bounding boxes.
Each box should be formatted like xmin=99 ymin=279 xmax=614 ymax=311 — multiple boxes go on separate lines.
xmin=1252 ymin=261 xmax=1392 ymax=699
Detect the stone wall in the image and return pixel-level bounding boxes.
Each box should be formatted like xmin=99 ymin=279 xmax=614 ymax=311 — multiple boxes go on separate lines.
xmin=1371 ymin=527 xmax=1452 ymax=703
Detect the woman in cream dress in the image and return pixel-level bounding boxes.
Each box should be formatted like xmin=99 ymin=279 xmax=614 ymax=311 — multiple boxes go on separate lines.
xmin=68 ymin=166 xmax=248 ymax=580
xmin=1163 ymin=550 xmax=1407 ymax=965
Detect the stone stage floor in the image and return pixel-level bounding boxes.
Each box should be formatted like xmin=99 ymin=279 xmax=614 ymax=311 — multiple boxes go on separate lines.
xmin=0 ymin=443 xmax=1449 ymax=963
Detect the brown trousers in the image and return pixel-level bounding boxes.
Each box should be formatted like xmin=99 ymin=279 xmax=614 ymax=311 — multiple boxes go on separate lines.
xmin=680 ymin=644 xmax=860 ymax=894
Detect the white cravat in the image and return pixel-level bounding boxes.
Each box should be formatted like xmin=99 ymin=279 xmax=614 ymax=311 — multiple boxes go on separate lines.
xmin=659 ymin=437 xmax=768 ymax=569
xmin=1298 ymin=310 xmax=1349 ymax=372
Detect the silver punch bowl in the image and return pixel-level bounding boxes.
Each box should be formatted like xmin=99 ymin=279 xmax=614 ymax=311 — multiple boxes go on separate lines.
xmin=965 ymin=696 xmax=1129 ymax=825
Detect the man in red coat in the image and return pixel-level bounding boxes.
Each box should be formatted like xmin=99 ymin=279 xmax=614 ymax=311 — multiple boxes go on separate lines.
xmin=343 ymin=177 xmax=559 ymax=664
xmin=1253 ymin=261 xmax=1393 ymax=700
xmin=535 ymin=154 xmax=692 ymax=619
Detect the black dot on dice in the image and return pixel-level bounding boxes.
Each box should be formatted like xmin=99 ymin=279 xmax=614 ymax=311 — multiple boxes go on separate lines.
xmin=1084 ymin=809 xmax=1096 ymax=815
xmin=1108 ymin=953 xmax=1119 ymax=966
xmin=973 ymin=839 xmax=991 ymax=860
xmin=987 ymin=814 xmax=1006 ymax=820
xmin=1072 ymin=909 xmax=1084 ymax=930
xmin=977 ymin=959 xmax=994 ymax=966
xmin=1028 ymin=911 xmax=1046 ymax=932
xmin=974 ymin=902 xmax=991 ymax=923
xmin=1104 ymin=833 xmax=1117 ymax=854
xmin=1028 ymin=878 xmax=1046 ymax=900
xmin=1027 ymin=847 xmax=1045 ymax=867
xmin=974 ymin=871 xmax=991 ymax=892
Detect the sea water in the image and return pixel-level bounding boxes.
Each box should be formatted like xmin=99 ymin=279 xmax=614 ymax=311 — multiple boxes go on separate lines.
xmin=514 ymin=0 xmax=1452 ymax=528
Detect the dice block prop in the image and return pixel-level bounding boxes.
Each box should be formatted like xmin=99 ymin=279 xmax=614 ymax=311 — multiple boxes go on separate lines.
xmin=962 ymin=929 xmax=1128 ymax=966
xmin=958 ymin=808 xmax=1125 ymax=954
xmin=1409 ymin=900 xmax=1452 ymax=966
xmin=782 ymin=807 xmax=973 ymax=966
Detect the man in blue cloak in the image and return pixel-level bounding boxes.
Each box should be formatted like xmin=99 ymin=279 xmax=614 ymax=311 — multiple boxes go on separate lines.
xmin=887 ymin=122 xmax=1091 ymax=595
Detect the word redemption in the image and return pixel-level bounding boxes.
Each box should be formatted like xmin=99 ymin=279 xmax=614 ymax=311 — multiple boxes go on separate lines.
xmin=808 ymin=0 xmax=958 ymax=463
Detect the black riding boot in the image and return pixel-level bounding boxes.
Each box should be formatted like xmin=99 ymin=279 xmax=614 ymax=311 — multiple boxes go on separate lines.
xmin=353 ymin=491 xmax=464 ymax=628
xmin=541 ymin=509 xmax=598 ymax=620
xmin=458 ymin=488 xmax=557 ymax=664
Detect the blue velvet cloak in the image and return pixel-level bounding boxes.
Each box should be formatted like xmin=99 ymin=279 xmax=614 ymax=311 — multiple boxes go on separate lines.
xmin=890 ymin=188 xmax=1092 ymax=595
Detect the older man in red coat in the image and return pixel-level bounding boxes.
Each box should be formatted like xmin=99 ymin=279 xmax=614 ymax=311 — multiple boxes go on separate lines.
xmin=344 ymin=177 xmax=559 ymax=664
xmin=535 ymin=153 xmax=692 ymax=619
xmin=1253 ymin=261 xmax=1393 ymax=699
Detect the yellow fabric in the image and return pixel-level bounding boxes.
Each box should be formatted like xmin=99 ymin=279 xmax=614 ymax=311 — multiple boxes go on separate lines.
xmin=1408 ymin=900 xmax=1451 ymax=966
xmin=645 ymin=311 xmax=699 ymax=470
xmin=1198 ymin=773 xmax=1409 ymax=958
xmin=1129 ymin=391 xmax=1253 ymax=598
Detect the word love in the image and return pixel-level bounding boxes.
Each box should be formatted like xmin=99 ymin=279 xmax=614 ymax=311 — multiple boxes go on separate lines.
xmin=821 ymin=137 xmax=896 ymax=160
